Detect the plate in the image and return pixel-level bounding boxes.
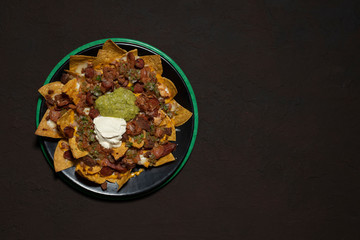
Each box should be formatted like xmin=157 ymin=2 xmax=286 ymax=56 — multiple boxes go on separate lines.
xmin=36 ymin=38 xmax=198 ymax=200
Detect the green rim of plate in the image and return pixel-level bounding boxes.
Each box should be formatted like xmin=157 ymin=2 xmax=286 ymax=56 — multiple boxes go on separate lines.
xmin=36 ymin=38 xmax=198 ymax=200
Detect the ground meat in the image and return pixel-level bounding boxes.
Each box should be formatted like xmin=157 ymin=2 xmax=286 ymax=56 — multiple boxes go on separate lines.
xmin=121 ymin=157 xmax=137 ymax=169
xmin=101 ymin=182 xmax=107 ymax=191
xmin=135 ymin=115 xmax=150 ymax=131
xmin=103 ymin=66 xmax=119 ymax=81
xmin=101 ymin=159 xmax=128 ymax=173
xmin=139 ymin=67 xmax=152 ymax=84
xmin=144 ymin=151 xmax=151 ymax=158
xmin=136 ymin=93 xmax=160 ymax=115
xmin=151 ymin=142 xmax=177 ymax=159
xmin=121 ymin=133 xmax=129 ymax=141
xmin=55 ymin=93 xmax=71 ymax=107
xmin=127 ymin=52 xmax=136 ymax=68
xmin=144 ymin=137 xmax=155 ymax=149
xmin=63 ymin=126 xmax=75 ymax=138
xmin=126 ymin=115 xmax=150 ymax=136
xmin=89 ymin=108 xmax=100 ymax=119
xmin=86 ymin=92 xmax=94 ymax=106
xmin=81 ymin=156 xmax=97 ymax=167
xmin=101 ymin=80 xmax=114 ymax=92
xmin=135 ymin=58 xmax=145 ymax=69
xmin=164 ymin=127 xmax=172 ymax=136
xmin=84 ymin=66 xmax=95 ymax=78
xmin=49 ymin=109 xmax=62 ymax=122
xmin=133 ymin=83 xmax=144 ymax=93
xmin=121 ymin=79 xmax=129 ymax=87
xmin=100 ymin=166 xmax=114 ymax=177
xmin=154 ymin=127 xmax=165 ymax=138
xmin=63 ymin=150 xmax=73 ymax=160
xmin=118 ymin=77 xmax=126 ymax=85
xmin=126 ymin=121 xmax=143 ymax=136
xmin=68 ymin=104 xmax=77 ymax=110
xmin=45 ymin=95 xmax=55 ymax=106
xmin=75 ymin=94 xmax=87 ymax=115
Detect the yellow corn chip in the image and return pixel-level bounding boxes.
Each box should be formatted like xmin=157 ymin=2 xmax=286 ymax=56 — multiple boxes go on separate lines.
xmin=159 ymin=113 xmax=176 ymax=142
xmin=64 ymin=70 xmax=81 ymax=77
xmin=116 ymin=170 xmax=132 ymax=191
xmin=53 ymin=139 xmax=74 ymax=172
xmin=62 ymin=78 xmax=81 ymax=104
xmin=56 ymin=110 xmax=88 ymax=158
xmin=154 ymin=153 xmax=175 ymax=167
xmin=102 ymin=39 xmax=127 ymax=57
xmin=75 ymin=162 xmax=131 ymax=190
xmin=94 ymin=49 xmax=120 ymax=67
xmin=68 ymin=136 xmax=88 ymax=159
xmin=141 ymin=55 xmax=163 ymax=75
xmin=80 ymin=164 xmax=102 ymax=175
xmin=75 ymin=163 xmax=106 ymax=184
xmin=168 ymin=99 xmax=193 ymax=127
xmin=157 ymin=76 xmax=178 ymax=103
xmin=56 ymin=109 xmax=75 ymax=133
xmin=111 ymin=142 xmax=128 ymax=160
xmin=38 ymin=81 xmax=64 ymax=99
xmin=69 ymin=55 xmax=96 ymax=74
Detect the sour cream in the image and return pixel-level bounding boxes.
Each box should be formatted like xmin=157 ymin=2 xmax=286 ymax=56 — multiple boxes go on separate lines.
xmin=93 ymin=116 xmax=127 ymax=149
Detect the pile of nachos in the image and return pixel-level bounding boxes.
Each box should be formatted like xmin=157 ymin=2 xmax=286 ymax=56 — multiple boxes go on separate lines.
xmin=35 ymin=40 xmax=192 ymax=191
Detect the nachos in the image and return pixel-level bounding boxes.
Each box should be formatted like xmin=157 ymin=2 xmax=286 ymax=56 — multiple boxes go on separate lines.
xmin=35 ymin=40 xmax=192 ymax=191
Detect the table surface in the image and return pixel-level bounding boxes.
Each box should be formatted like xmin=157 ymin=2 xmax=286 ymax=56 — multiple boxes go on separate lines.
xmin=1 ymin=0 xmax=360 ymax=239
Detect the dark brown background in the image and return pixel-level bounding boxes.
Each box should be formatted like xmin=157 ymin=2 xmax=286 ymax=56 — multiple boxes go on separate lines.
xmin=1 ymin=0 xmax=360 ymax=239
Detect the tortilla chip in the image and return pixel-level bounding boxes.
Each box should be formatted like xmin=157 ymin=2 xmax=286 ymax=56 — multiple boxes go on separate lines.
xmin=115 ymin=170 xmax=132 ymax=191
xmin=159 ymin=114 xmax=176 ymax=142
xmin=35 ymin=109 xmax=62 ymax=138
xmin=94 ymin=49 xmax=120 ymax=67
xmin=62 ymin=78 xmax=81 ymax=104
xmin=69 ymin=136 xmax=88 ymax=159
xmin=157 ymin=76 xmax=178 ymax=103
xmin=111 ymin=142 xmax=128 ymax=160
xmin=168 ymin=99 xmax=193 ymax=127
xmin=53 ymin=139 xmax=74 ymax=172
xmin=141 ymin=55 xmax=163 ymax=75
xmin=57 ymin=109 xmax=88 ymax=158
xmin=69 ymin=55 xmax=96 ymax=74
xmin=80 ymin=164 xmax=102 ymax=175
xmin=75 ymin=163 xmax=106 ymax=184
xmin=64 ymin=70 xmax=81 ymax=78
xmin=167 ymin=121 xmax=176 ymax=141
xmin=93 ymin=47 xmax=136 ymax=67
xmin=154 ymin=153 xmax=175 ymax=167
xmin=102 ymin=39 xmax=127 ymax=57
xmin=38 ymin=81 xmax=64 ymax=99
xmin=56 ymin=109 xmax=75 ymax=133
xmin=128 ymin=49 xmax=138 ymax=58
xmin=75 ymin=162 xmax=131 ymax=190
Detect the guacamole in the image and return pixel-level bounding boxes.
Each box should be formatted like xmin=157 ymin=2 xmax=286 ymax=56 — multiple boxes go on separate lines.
xmin=95 ymin=87 xmax=139 ymax=121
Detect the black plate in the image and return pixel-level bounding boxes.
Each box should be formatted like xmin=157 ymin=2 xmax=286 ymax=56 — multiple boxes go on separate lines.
xmin=36 ymin=38 xmax=198 ymax=200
